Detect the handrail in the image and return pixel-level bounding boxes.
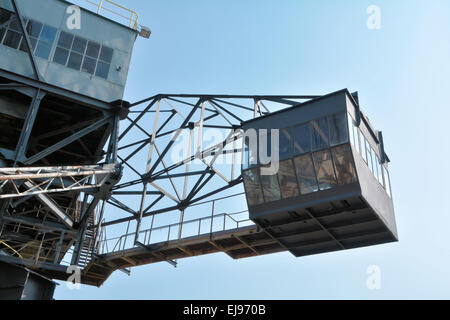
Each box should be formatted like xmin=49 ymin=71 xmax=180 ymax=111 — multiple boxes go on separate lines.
xmin=98 ymin=212 xmax=254 ymax=254
xmin=82 ymin=0 xmax=139 ymax=29
xmin=0 ymin=240 xmax=23 ymax=259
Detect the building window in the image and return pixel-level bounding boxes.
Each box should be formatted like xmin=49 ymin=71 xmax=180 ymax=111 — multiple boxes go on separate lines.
xmin=294 ymin=123 xmax=311 ymax=155
xmin=329 ymin=112 xmax=349 ymax=146
xmin=277 ymin=160 xmax=299 ymax=198
xmin=376 ymin=156 xmax=383 ymax=186
xmin=348 ymin=115 xmax=355 ymax=148
xmin=243 ymin=169 xmax=264 ymax=206
xmin=279 ymin=128 xmax=293 ymax=159
xmin=0 ymin=9 xmax=57 ymax=61
xmin=53 ymin=31 xmax=114 ymax=80
xmin=259 ymin=169 xmax=281 ymax=203
xmin=312 ymin=150 xmax=338 ymax=191
xmin=294 ymin=154 xmax=319 ymax=195
xmin=311 ymin=117 xmax=329 ymax=151
xmin=331 ymin=144 xmax=357 ymax=185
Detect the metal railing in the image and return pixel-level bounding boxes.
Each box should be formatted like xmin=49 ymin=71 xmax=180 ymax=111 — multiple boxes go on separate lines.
xmin=80 ymin=0 xmax=139 ymax=29
xmin=98 ymin=212 xmax=254 ymax=255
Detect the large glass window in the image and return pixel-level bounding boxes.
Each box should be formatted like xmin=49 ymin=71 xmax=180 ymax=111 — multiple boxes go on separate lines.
xmin=294 ymin=154 xmax=319 ymax=194
xmin=279 ymin=128 xmax=293 ymax=159
xmin=311 ymin=117 xmax=329 ymax=151
xmin=348 ymin=115 xmax=355 ymax=147
xmin=312 ymin=150 xmax=337 ymax=190
xmin=53 ymin=31 xmax=113 ymax=79
xmin=294 ymin=123 xmax=310 ymax=155
xmin=376 ymin=156 xmax=383 ymax=185
xmin=329 ymin=112 xmax=348 ymax=146
xmin=242 ymin=169 xmax=264 ymax=206
xmin=0 ymin=10 xmax=57 ymax=61
xmin=260 ymin=169 xmax=281 ymax=202
xmin=331 ymin=145 xmax=357 ymax=185
xmin=277 ymin=160 xmax=299 ymax=198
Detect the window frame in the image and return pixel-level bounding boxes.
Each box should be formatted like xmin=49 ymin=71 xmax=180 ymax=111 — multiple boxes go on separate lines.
xmin=52 ymin=30 xmax=114 ymax=80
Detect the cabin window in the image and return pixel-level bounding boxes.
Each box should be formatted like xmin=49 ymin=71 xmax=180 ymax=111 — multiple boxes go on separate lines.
xmin=294 ymin=123 xmax=311 ymax=155
xmin=376 ymin=156 xmax=383 ymax=185
xmin=277 ymin=160 xmax=299 ymax=198
xmin=348 ymin=115 xmax=355 ymax=147
xmin=53 ymin=31 xmax=113 ymax=79
xmin=312 ymin=150 xmax=338 ymax=191
xmin=329 ymin=112 xmax=348 ymax=146
xmin=2 ymin=14 xmax=57 ymax=60
xmin=279 ymin=128 xmax=293 ymax=159
xmin=243 ymin=169 xmax=264 ymax=206
xmin=260 ymin=169 xmax=281 ymax=202
xmin=331 ymin=145 xmax=357 ymax=185
xmin=311 ymin=117 xmax=329 ymax=151
xmin=294 ymin=154 xmax=319 ymax=195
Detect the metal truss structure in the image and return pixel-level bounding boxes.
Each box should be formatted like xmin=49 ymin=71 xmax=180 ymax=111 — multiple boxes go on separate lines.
xmin=0 ymin=88 xmax=323 ymax=285
xmin=0 ymin=0 xmax=329 ymax=288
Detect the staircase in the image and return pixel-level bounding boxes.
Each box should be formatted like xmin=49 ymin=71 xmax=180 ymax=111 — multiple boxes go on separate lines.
xmin=77 ymin=212 xmax=97 ymax=269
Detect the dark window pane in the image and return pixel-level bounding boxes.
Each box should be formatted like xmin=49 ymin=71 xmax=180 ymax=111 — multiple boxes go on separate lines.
xmin=279 ymin=128 xmax=292 ymax=159
xmin=82 ymin=56 xmax=96 ymax=74
xmin=331 ymin=144 xmax=357 ymax=185
xmin=348 ymin=115 xmax=355 ymax=147
xmin=311 ymin=117 xmax=329 ymax=151
xmin=8 ymin=18 xmax=20 ymax=31
xmin=0 ymin=9 xmax=12 ymax=25
xmin=244 ymin=135 xmax=258 ymax=168
xmin=19 ymin=36 xmax=37 ymax=52
xmin=3 ymin=30 xmax=21 ymax=49
xmin=260 ymin=170 xmax=281 ymax=202
xmin=35 ymin=40 xmax=52 ymax=59
xmin=57 ymin=31 xmax=74 ymax=49
xmin=243 ymin=169 xmax=264 ymax=206
xmin=67 ymin=51 xmax=83 ymax=70
xmin=95 ymin=61 xmax=110 ymax=79
xmin=294 ymin=154 xmax=318 ymax=194
xmin=53 ymin=46 xmax=69 ymax=65
xmin=312 ymin=150 xmax=337 ymax=191
xmin=329 ymin=113 xmax=348 ymax=146
xmin=294 ymin=123 xmax=310 ymax=155
xmin=72 ymin=36 xmax=87 ymax=54
xmin=99 ymin=45 xmax=113 ymax=63
xmin=277 ymin=160 xmax=299 ymax=198
xmin=26 ymin=20 xmax=42 ymax=38
xmin=86 ymin=41 xmax=100 ymax=58
xmin=40 ymin=25 xmax=56 ymax=44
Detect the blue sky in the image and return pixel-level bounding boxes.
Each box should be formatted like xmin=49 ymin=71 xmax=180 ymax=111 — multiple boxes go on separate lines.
xmin=56 ymin=0 xmax=450 ymax=299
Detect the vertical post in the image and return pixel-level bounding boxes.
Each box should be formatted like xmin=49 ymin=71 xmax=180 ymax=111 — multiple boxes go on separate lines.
xmin=97 ymin=0 xmax=104 ymax=14
xmin=35 ymin=232 xmax=46 ymax=264
xmin=210 ymin=201 xmax=215 ymax=235
xmin=123 ymin=220 xmax=130 ymax=250
xmin=134 ymin=184 xmax=147 ymax=244
xmin=178 ymin=210 xmax=184 ymax=240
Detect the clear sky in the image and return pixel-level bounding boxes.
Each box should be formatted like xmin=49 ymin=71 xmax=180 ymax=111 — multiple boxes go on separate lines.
xmin=56 ymin=0 xmax=450 ymax=299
